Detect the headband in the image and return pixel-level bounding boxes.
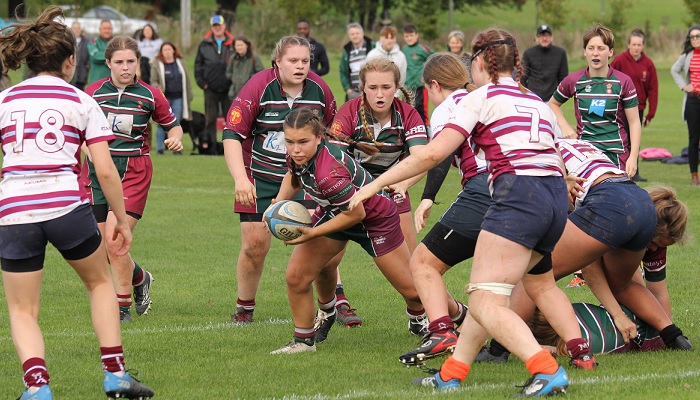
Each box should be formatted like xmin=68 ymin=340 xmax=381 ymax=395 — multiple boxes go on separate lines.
xmin=470 ymin=39 xmax=514 ymax=63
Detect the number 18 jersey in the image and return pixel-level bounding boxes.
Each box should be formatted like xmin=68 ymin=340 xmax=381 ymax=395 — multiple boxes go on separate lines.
xmin=0 ymin=76 xmax=114 ymax=225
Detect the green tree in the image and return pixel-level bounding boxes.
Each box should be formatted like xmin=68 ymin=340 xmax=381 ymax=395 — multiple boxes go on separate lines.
xmin=536 ymin=0 xmax=569 ymax=30
xmin=601 ymin=0 xmax=632 ymax=40
xmin=684 ymin=0 xmax=700 ymax=26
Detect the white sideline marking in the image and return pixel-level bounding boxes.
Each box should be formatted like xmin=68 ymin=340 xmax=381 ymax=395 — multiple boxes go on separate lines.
xmin=0 ymin=318 xmax=291 ymax=341
xmin=261 ymin=369 xmax=700 ymax=400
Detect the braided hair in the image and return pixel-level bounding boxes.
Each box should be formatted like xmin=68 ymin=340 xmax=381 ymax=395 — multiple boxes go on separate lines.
xmin=356 ymin=57 xmax=412 ymax=155
xmin=470 ymin=28 xmax=526 ymax=92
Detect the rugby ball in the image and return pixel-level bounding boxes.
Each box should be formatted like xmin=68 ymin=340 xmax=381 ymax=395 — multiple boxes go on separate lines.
xmin=263 ymin=200 xmax=312 ymax=241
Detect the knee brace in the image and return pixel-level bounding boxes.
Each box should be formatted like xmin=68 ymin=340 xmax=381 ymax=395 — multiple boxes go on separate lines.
xmin=465 ymin=282 xmax=515 ymax=296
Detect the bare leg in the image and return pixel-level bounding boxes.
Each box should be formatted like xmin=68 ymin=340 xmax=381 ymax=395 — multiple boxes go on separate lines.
xmin=285 ymin=237 xmax=346 ymax=329
xmin=410 ymin=244 xmax=456 ymax=321
xmin=104 ymin=212 xmax=139 ymax=296
xmin=400 ymin=212 xmax=418 ymax=254
xmin=3 ymin=270 xmax=45 ymax=363
xmin=373 ymin=242 xmax=422 ymax=311
xmin=236 ymin=221 xmax=272 ymax=301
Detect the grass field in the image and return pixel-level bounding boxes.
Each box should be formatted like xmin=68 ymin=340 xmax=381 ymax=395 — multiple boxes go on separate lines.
xmin=1 ymin=69 xmax=699 ymax=399
xmin=2 ymin=3 xmax=700 ymax=398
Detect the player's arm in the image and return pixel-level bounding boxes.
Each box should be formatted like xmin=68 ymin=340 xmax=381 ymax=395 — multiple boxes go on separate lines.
xmin=646 ymin=278 xmax=672 ymax=319
xmin=275 ymin=172 xmax=301 ymax=202
xmin=223 ymin=138 xmax=256 ymax=207
xmin=548 ymin=97 xmax=577 ymax=139
xmin=623 ymin=105 xmax=641 ymax=177
xmin=581 ymin=261 xmax=637 ymax=343
xmin=86 ymin=140 xmax=132 ymax=256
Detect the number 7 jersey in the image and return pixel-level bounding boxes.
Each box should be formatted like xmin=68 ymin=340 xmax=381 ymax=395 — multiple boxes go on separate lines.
xmin=0 ymin=76 xmax=115 ymax=225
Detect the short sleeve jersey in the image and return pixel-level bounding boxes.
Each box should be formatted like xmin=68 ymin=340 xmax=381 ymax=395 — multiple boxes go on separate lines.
xmin=223 ymin=68 xmax=336 ymax=185
xmin=445 ymin=77 xmax=564 ymax=189
xmin=289 ymin=139 xmax=394 ymax=223
xmin=430 ymin=88 xmax=487 ymax=186
xmin=330 ymin=97 xmax=427 ymax=177
xmin=572 ymin=302 xmax=662 ymax=354
xmin=642 ymin=246 xmax=666 ymax=282
xmin=86 ymin=77 xmax=178 ymax=157
xmin=552 ymin=67 xmax=639 ymax=157
xmin=0 ymin=76 xmax=114 ymax=225
xmin=558 ymin=138 xmax=625 ymax=207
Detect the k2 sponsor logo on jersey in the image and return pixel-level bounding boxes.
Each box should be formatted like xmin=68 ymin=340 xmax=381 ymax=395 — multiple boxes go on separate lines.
xmin=588 ymin=99 xmax=606 ymax=117
xmin=263 ymin=131 xmax=286 ymax=154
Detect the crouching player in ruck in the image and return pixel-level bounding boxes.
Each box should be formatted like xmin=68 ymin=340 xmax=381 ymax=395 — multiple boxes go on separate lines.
xmin=477 ymin=143 xmax=692 ymax=364
xmin=270 ymin=107 xmax=427 ymax=354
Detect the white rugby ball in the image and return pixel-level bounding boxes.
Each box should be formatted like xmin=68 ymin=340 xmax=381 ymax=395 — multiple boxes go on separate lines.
xmin=263 ymin=200 xmax=312 ymax=241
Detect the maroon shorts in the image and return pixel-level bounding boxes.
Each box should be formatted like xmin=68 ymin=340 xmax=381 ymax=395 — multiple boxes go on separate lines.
xmin=84 ymin=156 xmax=152 ymax=218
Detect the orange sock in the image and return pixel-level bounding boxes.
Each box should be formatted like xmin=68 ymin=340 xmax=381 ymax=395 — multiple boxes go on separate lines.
xmin=525 ymin=349 xmax=559 ymax=375
xmin=439 ymin=356 xmax=471 ymax=382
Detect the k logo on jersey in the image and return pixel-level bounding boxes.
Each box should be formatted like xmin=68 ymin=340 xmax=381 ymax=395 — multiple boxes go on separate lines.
xmin=588 ymin=99 xmax=606 ymax=117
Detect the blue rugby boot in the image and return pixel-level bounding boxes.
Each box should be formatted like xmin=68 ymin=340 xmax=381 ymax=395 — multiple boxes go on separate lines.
xmin=519 ymin=366 xmax=568 ymax=397
xmin=17 ymin=385 xmax=53 ymax=400
xmin=104 ymin=371 xmax=154 ymax=399
xmin=412 ymin=371 xmax=461 ymax=391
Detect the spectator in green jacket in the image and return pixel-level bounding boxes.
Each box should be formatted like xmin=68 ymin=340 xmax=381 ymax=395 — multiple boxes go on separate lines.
xmin=226 ymin=35 xmax=264 ymax=102
xmin=402 ymin=24 xmax=433 ymax=125
xmin=88 ymin=20 xmax=113 ymax=84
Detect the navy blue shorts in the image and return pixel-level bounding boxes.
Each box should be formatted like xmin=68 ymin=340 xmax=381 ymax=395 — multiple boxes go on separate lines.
xmin=569 ymin=180 xmax=656 ymax=251
xmin=438 ymin=172 xmax=490 ymax=240
xmin=481 ymin=174 xmax=568 ymax=254
xmin=422 ymin=222 xmax=477 ymax=267
xmin=0 ymin=204 xmax=101 ymax=271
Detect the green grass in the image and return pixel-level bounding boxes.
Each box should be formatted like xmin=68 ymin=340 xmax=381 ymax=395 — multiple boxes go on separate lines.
xmin=1 ymin=68 xmax=700 ymax=399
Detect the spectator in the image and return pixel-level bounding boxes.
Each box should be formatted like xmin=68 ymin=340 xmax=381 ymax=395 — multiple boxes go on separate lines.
xmin=195 ymin=14 xmax=234 ymax=155
xmin=339 ymin=22 xmax=373 ymax=101
xmin=521 ymin=24 xmax=569 ymax=102
xmin=670 ymin=24 xmax=700 ymax=186
xmin=402 ymin=24 xmax=433 ymax=125
xmin=447 ymin=30 xmax=470 ymax=63
xmin=87 ymin=19 xmax=113 ymax=84
xmin=136 ymin=24 xmax=162 ymax=85
xmin=611 ymin=28 xmax=658 ymax=182
xmin=225 ymin=35 xmax=264 ymax=102
xmin=151 ymin=42 xmax=194 ymax=155
xmin=296 ymin=19 xmax=329 ymax=76
xmin=365 ymin=26 xmax=407 ymax=88
xmin=70 ymin=21 xmax=90 ymax=90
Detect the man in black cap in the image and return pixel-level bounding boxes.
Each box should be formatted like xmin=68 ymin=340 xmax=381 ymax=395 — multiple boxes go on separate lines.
xmin=521 ymin=24 xmax=569 ymax=102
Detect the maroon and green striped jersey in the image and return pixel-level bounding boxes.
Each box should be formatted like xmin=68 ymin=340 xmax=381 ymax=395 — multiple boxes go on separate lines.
xmin=223 ymin=68 xmax=336 ymax=186
xmin=86 ymin=77 xmax=178 ymax=157
xmin=553 ymin=67 xmax=638 ymax=160
xmin=330 ymin=97 xmax=427 ymax=178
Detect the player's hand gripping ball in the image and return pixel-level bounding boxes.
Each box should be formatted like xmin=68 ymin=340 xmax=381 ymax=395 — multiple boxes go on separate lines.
xmin=264 ymin=200 xmax=312 ymax=241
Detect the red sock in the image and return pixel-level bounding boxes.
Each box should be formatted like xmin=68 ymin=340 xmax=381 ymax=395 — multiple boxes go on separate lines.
xmin=101 ymin=346 xmax=125 ymax=373
xmin=439 ymin=356 xmax=470 ymax=381
xmin=23 ymin=357 xmax=50 ymax=388
xmin=428 ymin=315 xmax=454 ymax=334
xmin=525 ymin=349 xmax=559 ymax=375
xmin=406 ymin=307 xmax=426 ymax=318
xmin=131 ymin=268 xmax=144 ymax=286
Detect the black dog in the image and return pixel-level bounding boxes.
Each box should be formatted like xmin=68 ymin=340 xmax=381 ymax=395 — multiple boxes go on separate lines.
xmin=181 ymin=111 xmax=225 ymax=155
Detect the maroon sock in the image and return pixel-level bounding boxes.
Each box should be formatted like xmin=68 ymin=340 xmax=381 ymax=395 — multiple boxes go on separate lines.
xmin=566 ymin=338 xmax=590 ymax=359
xmin=131 ymin=268 xmax=144 ymax=286
xmin=406 ymin=307 xmax=426 ymax=318
xmin=117 ymin=293 xmax=132 ymax=309
xmin=236 ymin=298 xmax=255 ymax=312
xmin=428 ymin=315 xmax=454 ymax=334
xmin=101 ymin=346 xmax=125 ymax=373
xmin=336 ymin=293 xmax=349 ymax=308
xmin=23 ymin=357 xmax=50 ymax=388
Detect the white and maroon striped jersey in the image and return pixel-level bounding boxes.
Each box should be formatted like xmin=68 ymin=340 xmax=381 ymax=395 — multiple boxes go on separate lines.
xmin=0 ymin=75 xmax=114 ymax=225
xmin=558 ymin=138 xmax=625 ymax=207
xmin=445 ymin=77 xmax=564 ymax=190
xmin=430 ymin=88 xmax=487 ymax=186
